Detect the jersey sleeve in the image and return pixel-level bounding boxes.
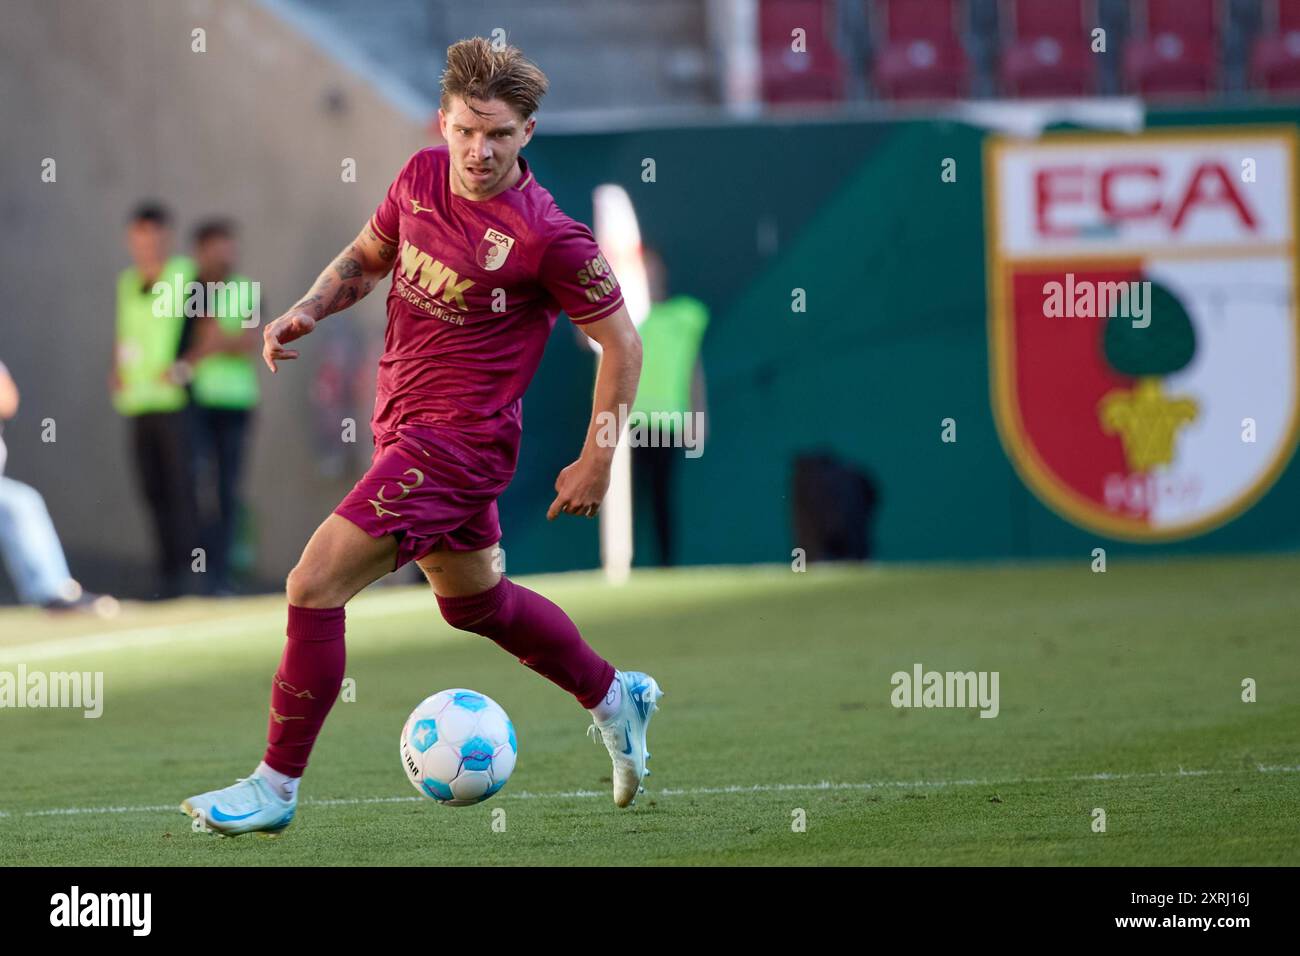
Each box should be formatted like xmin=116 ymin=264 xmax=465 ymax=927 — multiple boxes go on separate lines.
xmin=370 ymin=153 xmax=417 ymax=247
xmin=537 ymin=219 xmax=625 ymax=325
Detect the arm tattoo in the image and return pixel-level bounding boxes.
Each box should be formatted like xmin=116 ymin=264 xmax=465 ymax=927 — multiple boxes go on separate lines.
xmin=334 ymin=255 xmax=363 ymax=280
xmin=290 ymin=241 xmax=384 ymax=321
xmin=292 ymin=292 xmax=324 ymax=315
xmin=327 ymin=285 xmax=358 ymax=312
xmin=367 ymin=227 xmax=398 ymax=263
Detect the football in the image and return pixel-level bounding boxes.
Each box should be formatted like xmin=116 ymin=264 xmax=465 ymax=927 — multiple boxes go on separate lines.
xmin=399 ymin=689 xmax=517 ymax=806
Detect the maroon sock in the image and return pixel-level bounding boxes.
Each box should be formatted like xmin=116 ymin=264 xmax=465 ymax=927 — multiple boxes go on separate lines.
xmin=262 ymin=604 xmax=347 ymax=777
xmin=437 ymin=577 xmax=615 ymax=708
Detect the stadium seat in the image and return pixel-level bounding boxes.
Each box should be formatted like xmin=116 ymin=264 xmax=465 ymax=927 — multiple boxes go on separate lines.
xmin=998 ymin=0 xmax=1098 ymax=97
xmin=1251 ymin=0 xmax=1300 ymax=92
xmin=1124 ymin=0 xmax=1221 ymax=98
xmin=759 ymin=0 xmax=846 ymax=104
xmin=870 ymin=0 xmax=971 ymax=100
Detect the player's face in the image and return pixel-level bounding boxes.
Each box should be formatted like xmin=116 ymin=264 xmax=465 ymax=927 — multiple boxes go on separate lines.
xmin=440 ymin=96 xmax=534 ymax=199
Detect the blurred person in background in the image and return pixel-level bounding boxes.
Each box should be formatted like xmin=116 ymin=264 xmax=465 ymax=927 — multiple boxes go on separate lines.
xmin=179 ymin=218 xmax=261 ymax=595
xmin=630 ymin=246 xmax=709 ymax=567
xmin=111 ymin=201 xmax=201 ymax=599
xmin=0 ymin=359 xmax=118 ymax=615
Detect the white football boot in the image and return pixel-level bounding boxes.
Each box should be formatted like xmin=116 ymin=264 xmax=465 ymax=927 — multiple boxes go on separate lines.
xmin=587 ymin=670 xmax=664 ymax=807
xmin=181 ymin=774 xmax=296 ymax=837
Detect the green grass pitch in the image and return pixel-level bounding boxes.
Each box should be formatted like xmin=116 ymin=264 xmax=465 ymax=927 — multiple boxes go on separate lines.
xmin=0 ymin=555 xmax=1297 ymax=866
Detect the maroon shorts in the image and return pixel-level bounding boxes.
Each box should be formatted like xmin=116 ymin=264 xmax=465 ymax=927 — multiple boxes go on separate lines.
xmin=334 ymin=428 xmax=509 ymax=572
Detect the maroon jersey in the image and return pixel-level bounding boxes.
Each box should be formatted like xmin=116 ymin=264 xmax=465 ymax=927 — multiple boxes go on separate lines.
xmin=367 ymin=145 xmax=623 ymax=481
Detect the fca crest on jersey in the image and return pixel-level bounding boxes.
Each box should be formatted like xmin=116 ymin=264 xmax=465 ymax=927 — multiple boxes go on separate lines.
xmin=476 ymin=228 xmax=516 ymax=272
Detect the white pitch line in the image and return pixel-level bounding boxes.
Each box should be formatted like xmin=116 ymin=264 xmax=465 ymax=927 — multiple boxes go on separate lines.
xmin=2 ymin=764 xmax=1296 ymax=820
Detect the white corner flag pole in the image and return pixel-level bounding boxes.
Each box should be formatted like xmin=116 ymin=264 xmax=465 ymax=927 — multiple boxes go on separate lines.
xmin=591 ymin=184 xmax=650 ymax=585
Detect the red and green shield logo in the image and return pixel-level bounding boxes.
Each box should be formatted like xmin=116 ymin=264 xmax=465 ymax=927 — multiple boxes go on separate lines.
xmin=985 ymin=128 xmax=1300 ymax=540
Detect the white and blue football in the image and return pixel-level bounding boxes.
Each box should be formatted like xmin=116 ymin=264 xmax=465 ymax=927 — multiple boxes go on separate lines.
xmin=399 ymin=689 xmax=517 ymax=806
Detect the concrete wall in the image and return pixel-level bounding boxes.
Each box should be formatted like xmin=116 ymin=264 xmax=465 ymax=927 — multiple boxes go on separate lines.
xmin=0 ymin=0 xmax=433 ymax=599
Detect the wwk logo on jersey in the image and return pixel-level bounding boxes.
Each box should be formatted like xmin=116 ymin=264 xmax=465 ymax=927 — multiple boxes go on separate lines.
xmin=398 ymin=239 xmax=474 ymax=311
xmin=476 ymin=228 xmax=515 ymax=272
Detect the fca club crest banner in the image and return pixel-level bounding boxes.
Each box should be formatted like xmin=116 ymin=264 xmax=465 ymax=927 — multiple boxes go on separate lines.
xmin=984 ymin=127 xmax=1300 ymax=540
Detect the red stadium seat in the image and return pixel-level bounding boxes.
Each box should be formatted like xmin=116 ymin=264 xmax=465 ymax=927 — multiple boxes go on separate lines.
xmin=759 ymin=0 xmax=846 ymax=104
xmin=1124 ymin=0 xmax=1220 ymax=99
xmin=1251 ymin=0 xmax=1300 ymax=93
xmin=871 ymin=0 xmax=970 ymax=100
xmin=999 ymin=0 xmax=1097 ymax=97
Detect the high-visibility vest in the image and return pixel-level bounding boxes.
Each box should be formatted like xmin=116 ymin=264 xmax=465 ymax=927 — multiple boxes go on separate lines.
xmin=192 ymin=273 xmax=260 ymax=410
xmin=630 ymin=296 xmax=709 ymax=429
xmin=113 ymin=256 xmax=195 ymax=416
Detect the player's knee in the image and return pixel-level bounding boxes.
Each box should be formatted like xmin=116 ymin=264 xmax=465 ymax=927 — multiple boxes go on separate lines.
xmin=437 ymin=600 xmax=495 ymax=634
xmin=286 ymin=562 xmax=345 ymax=608
xmin=436 ymin=578 xmax=510 ymax=635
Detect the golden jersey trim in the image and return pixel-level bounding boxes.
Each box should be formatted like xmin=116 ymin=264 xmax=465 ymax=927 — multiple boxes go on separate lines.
xmin=370 ymin=214 xmax=398 ymax=246
xmin=568 ymin=296 xmax=624 ymax=324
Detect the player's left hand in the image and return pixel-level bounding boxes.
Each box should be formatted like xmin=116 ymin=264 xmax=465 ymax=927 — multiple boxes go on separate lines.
xmin=547 ymin=457 xmax=610 ymax=520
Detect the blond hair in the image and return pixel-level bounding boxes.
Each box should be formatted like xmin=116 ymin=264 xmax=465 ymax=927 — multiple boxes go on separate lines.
xmin=440 ymin=37 xmax=549 ymax=120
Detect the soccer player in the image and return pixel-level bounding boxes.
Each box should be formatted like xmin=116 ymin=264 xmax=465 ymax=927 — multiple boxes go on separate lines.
xmin=181 ymin=38 xmax=662 ymax=836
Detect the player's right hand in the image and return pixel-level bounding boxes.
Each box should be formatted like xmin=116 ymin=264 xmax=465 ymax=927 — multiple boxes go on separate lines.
xmin=263 ymin=309 xmax=317 ymax=373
